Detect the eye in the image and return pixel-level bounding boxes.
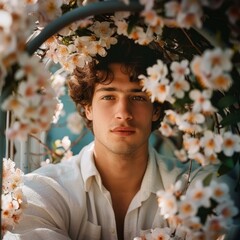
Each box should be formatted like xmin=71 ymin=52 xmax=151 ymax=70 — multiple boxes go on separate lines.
xmin=101 ymin=95 xmax=115 ymax=100
xmin=131 ymin=96 xmax=147 ymax=101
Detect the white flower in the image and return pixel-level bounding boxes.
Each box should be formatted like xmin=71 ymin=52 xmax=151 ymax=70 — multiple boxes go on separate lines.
xmin=183 ymin=135 xmax=201 ymax=155
xmin=147 ymin=59 xmax=168 ymax=81
xmin=1 ymin=95 xmax=26 ymax=114
xmin=157 ymin=191 xmax=178 ymax=218
xmin=154 ymin=78 xmax=171 ymax=103
xmin=191 ymin=55 xmax=212 ymax=89
xmin=139 ymin=61 xmax=171 ymax=103
xmin=216 ymin=200 xmax=239 ymax=220
xmin=67 ymin=112 xmax=85 ymax=134
xmin=115 ymin=19 xmax=128 ymax=36
xmin=38 ymin=0 xmax=63 ymax=24
xmin=0 ymin=31 xmax=17 ymax=58
xmin=202 ymin=48 xmax=233 ymax=76
xmin=100 ymin=36 xmax=118 ymax=49
xmin=51 ymin=73 xmax=66 ymax=98
xmin=189 ymin=89 xmax=216 ymax=113
xmin=205 ymin=153 xmax=220 ymax=165
xmin=204 ymin=216 xmax=227 ymax=238
xmin=164 ymin=109 xmax=180 ymax=125
xmin=159 ymin=121 xmax=174 ymax=137
xmin=179 ymin=197 xmax=198 ymax=218
xmin=222 ymin=131 xmax=240 ymax=156
xmin=90 ymin=21 xmax=115 ymax=38
xmin=61 ymin=136 xmax=71 ymax=150
xmin=150 ymin=227 xmax=171 ymax=240
xmin=170 ymin=60 xmax=190 ymax=80
xmin=4 ymin=121 xmax=28 ymax=141
xmin=176 ymin=1 xmax=203 ymax=29
xmin=129 ymin=26 xmax=154 ymax=45
xmin=182 ymin=216 xmax=202 ymax=231
xmin=177 ymin=112 xmax=205 ymax=133
xmin=200 ymin=130 xmax=223 ymax=156
xmin=18 ymin=81 xmax=38 ymax=99
xmin=191 ymin=49 xmax=234 ymax=91
xmin=186 ymin=180 xmax=212 ymax=208
xmin=188 ymin=152 xmax=208 ymax=166
xmin=0 ymin=10 xmax=12 ymax=30
xmin=55 ymin=44 xmax=70 ymax=60
xmin=210 ymin=181 xmax=229 ymax=203
xmin=141 ymin=10 xmax=164 ymax=29
xmin=174 ymin=149 xmax=188 ymax=162
xmin=170 ymin=78 xmax=190 ymax=99
xmin=2 ymin=158 xmax=27 ymax=235
xmin=87 ymin=41 xmax=107 ymax=57
xmin=208 ymin=73 xmax=233 ymax=93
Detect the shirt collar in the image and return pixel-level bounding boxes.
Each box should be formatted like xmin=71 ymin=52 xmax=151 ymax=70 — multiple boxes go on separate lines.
xmin=137 ymin=146 xmax=164 ymax=202
xmin=80 ymin=142 xmax=164 ymax=195
xmin=80 ymin=142 xmax=102 ymax=192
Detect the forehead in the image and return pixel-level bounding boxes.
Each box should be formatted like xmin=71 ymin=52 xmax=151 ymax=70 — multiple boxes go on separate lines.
xmin=95 ymin=63 xmax=143 ymax=92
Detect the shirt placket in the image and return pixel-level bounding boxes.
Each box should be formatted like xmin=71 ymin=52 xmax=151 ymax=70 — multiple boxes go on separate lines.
xmin=102 ymin=187 xmax=119 ymax=240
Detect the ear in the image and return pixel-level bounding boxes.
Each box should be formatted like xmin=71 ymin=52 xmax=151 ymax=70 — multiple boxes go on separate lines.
xmin=85 ymin=105 xmax=93 ymax=121
xmin=152 ymin=106 xmax=161 ymax=121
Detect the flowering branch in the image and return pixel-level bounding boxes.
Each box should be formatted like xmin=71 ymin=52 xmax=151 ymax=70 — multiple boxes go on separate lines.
xmin=0 ymin=0 xmax=240 ymax=239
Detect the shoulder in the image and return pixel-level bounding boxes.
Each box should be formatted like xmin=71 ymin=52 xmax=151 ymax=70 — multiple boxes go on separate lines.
xmin=150 ymin=146 xmax=217 ymax=190
xmin=149 ymin=146 xmax=188 ymax=189
xmin=23 ymin=142 xmax=94 ymax=199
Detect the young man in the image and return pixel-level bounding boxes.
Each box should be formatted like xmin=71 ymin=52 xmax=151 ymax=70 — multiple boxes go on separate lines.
xmin=4 ymin=37 xmax=237 ymax=240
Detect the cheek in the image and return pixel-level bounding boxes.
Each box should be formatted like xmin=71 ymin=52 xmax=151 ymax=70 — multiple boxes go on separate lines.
xmin=92 ymin=107 xmax=111 ymax=122
xmin=134 ymin=107 xmax=154 ymax=124
xmin=137 ymin=105 xmax=155 ymax=118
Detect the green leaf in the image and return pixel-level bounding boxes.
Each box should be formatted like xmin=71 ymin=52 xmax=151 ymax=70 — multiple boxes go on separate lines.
xmin=216 ymin=95 xmax=238 ymax=109
xmin=197 ymin=199 xmax=218 ymax=224
xmin=202 ymin=173 xmax=213 ymax=186
xmin=127 ymin=15 xmax=139 ymax=34
xmin=217 ymin=158 xmax=235 ymax=176
xmin=220 ymin=110 xmax=240 ymax=126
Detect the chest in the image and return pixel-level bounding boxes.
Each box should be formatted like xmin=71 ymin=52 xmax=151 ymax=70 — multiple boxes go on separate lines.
xmin=111 ymin=191 xmax=136 ymax=240
xmin=80 ymin=185 xmax=163 ymax=240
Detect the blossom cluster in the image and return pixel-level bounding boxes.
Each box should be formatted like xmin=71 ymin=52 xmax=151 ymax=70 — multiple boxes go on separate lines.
xmin=28 ymin=0 xmax=239 ymax=74
xmin=139 ymin=48 xmax=240 ymax=166
xmin=0 ymin=1 xmax=58 ymax=141
xmin=41 ymin=136 xmax=73 ymax=165
xmin=134 ymin=179 xmax=238 ymax=240
xmin=0 ymin=0 xmax=239 ymax=238
xmin=1 ymin=158 xmax=27 ymax=236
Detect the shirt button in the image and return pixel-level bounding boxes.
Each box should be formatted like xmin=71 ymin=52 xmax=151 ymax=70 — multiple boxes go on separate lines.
xmin=111 ymin=228 xmax=115 ymax=234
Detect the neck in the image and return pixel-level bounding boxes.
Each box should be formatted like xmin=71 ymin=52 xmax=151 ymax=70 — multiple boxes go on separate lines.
xmin=93 ymin=142 xmax=149 ymax=192
xmin=93 ymin=141 xmax=149 ymax=240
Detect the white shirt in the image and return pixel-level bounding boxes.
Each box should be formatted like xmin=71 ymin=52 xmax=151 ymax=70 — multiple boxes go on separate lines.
xmin=3 ymin=142 xmax=217 ymax=240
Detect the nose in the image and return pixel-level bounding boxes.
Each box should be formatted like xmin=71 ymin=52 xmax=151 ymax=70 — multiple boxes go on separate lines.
xmin=114 ymin=98 xmax=133 ymax=121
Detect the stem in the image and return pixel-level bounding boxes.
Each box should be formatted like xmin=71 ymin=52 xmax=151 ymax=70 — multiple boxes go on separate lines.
xmin=182 ymin=158 xmax=193 ymax=194
xmin=181 ymin=29 xmax=202 ymax=55
xmin=68 ymin=128 xmax=88 ymax=150
xmin=214 ymin=112 xmax=221 ymax=134
xmin=29 ymin=133 xmax=52 ymax=153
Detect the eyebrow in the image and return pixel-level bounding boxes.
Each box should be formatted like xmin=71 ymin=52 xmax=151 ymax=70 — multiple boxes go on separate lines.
xmin=95 ymin=87 xmax=143 ymax=93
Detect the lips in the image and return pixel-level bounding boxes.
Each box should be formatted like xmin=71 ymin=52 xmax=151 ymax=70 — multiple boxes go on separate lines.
xmin=111 ymin=126 xmax=135 ymax=136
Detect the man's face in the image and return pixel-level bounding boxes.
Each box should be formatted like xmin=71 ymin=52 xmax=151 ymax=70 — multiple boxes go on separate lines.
xmin=85 ymin=63 xmax=160 ymax=156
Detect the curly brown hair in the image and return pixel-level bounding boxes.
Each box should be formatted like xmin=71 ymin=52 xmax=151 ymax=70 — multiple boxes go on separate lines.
xmin=67 ymin=36 xmax=169 ymax=132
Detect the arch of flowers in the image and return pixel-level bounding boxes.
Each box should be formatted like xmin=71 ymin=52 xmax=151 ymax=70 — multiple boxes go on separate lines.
xmin=0 ymin=0 xmax=240 ymax=239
